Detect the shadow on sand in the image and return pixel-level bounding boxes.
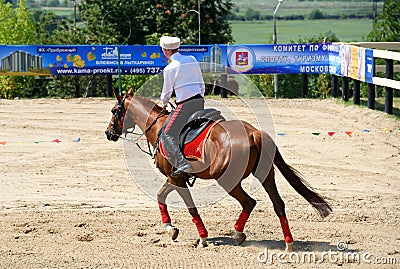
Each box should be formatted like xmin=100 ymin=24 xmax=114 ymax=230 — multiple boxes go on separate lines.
xmin=208 ymin=236 xmax=358 ymax=253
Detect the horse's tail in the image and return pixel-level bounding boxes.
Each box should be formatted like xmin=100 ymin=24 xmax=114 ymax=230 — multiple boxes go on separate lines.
xmin=252 ymin=130 xmax=332 ymax=218
xmin=273 ymin=147 xmax=332 ymax=218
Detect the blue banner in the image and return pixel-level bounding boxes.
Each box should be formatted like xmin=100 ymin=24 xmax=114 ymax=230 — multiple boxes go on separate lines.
xmin=226 ymin=43 xmax=330 ymax=74
xmin=0 ymin=45 xmax=219 ymax=76
xmin=0 ymin=43 xmax=373 ymax=81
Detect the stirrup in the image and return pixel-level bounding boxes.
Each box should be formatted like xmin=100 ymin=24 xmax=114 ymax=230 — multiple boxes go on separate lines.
xmin=171 ymin=169 xmax=191 ymax=178
xmin=187 ymin=176 xmax=197 ymax=187
xmin=170 ymin=163 xmax=192 ymax=178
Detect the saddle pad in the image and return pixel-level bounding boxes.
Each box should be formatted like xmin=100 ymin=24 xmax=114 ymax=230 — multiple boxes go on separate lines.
xmin=159 ymin=121 xmax=217 ymax=162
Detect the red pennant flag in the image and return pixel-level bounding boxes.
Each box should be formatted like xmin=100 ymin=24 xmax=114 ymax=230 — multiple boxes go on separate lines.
xmin=52 ymin=139 xmax=61 ymax=143
xmin=328 ymin=132 xmax=335 ymax=137
xmin=345 ymin=131 xmax=353 ymax=137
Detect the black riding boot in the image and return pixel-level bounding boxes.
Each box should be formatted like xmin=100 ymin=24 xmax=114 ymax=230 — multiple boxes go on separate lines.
xmin=161 ymin=133 xmax=192 ymax=177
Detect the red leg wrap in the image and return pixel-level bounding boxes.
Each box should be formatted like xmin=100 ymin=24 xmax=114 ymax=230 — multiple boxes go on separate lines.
xmin=234 ymin=211 xmax=250 ymax=233
xmin=192 ymin=214 xmax=208 ymax=238
xmin=279 ymin=216 xmax=294 ymax=243
xmin=158 ymin=202 xmax=171 ymax=224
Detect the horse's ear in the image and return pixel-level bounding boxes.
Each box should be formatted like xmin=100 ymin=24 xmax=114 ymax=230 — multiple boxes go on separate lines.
xmin=113 ymin=88 xmax=122 ymax=102
xmin=127 ymin=86 xmax=135 ymax=97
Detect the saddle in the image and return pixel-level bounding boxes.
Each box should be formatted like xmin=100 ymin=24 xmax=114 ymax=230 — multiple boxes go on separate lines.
xmin=179 ymin=108 xmax=225 ymax=146
xmin=158 ymin=108 xmax=225 ymax=160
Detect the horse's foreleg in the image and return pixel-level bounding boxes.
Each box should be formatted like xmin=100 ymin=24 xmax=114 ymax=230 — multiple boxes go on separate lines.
xmin=262 ymin=168 xmax=294 ymax=252
xmin=157 ymin=182 xmax=179 ymax=240
xmin=175 ymin=185 xmax=208 ymax=247
xmin=226 ymin=184 xmax=257 ymax=245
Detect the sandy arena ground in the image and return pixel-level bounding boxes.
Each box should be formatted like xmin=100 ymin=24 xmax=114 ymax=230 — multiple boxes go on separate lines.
xmin=0 ymin=97 xmax=399 ymax=268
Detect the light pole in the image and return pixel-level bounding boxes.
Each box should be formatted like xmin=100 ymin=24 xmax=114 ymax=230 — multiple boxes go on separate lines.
xmin=273 ymin=0 xmax=284 ymax=99
xmin=70 ymin=0 xmax=77 ymax=42
xmin=189 ymin=0 xmax=201 ymax=45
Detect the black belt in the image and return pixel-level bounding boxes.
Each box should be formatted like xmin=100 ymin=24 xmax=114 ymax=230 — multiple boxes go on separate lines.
xmin=176 ymin=94 xmax=203 ymax=105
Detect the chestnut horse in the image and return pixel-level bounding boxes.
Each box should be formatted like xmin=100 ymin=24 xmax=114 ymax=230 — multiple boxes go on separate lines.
xmin=105 ymin=88 xmax=332 ymax=250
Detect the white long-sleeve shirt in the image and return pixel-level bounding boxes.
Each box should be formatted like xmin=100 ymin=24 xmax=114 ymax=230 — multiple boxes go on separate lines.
xmin=160 ymin=52 xmax=205 ymax=106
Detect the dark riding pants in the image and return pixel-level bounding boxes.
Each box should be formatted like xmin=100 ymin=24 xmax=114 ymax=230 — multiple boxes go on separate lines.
xmin=161 ymin=94 xmax=204 ymax=169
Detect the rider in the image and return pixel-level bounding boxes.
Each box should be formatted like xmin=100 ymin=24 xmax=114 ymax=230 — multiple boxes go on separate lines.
xmin=159 ymin=36 xmax=205 ymax=178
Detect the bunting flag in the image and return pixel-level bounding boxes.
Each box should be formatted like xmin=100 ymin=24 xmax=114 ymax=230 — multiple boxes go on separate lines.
xmin=1 ymin=127 xmax=398 ymax=147
xmin=345 ymin=131 xmax=353 ymax=137
xmin=0 ymin=137 xmax=103 ymax=145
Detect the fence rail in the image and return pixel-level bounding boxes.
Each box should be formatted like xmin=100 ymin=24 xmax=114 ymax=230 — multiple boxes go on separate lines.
xmin=332 ymin=42 xmax=399 ymax=115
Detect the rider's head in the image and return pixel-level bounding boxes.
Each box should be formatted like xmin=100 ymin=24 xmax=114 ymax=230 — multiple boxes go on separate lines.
xmin=160 ymin=36 xmax=180 ymax=59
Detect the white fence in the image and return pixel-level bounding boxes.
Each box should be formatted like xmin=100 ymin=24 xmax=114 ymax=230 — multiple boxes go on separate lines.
xmin=338 ymin=42 xmax=399 ymax=114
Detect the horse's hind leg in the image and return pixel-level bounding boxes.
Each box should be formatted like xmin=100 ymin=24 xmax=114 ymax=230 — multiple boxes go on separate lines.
xmin=224 ymin=183 xmax=257 ymax=245
xmin=262 ymin=167 xmax=294 ymax=251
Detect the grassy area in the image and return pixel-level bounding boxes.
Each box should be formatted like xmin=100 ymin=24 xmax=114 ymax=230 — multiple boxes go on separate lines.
xmin=41 ymin=7 xmax=74 ymax=18
xmin=355 ymin=98 xmax=400 ymax=118
xmin=230 ymin=19 xmax=373 ymax=44
xmin=230 ymin=0 xmax=383 ymax=18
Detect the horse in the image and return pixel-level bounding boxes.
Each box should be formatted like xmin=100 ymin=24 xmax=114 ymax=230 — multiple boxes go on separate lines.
xmin=105 ymin=88 xmax=332 ymax=250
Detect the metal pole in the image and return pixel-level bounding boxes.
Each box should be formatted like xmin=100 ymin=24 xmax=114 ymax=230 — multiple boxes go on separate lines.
xmin=385 ymin=59 xmax=394 ymax=114
xmin=198 ymin=0 xmax=201 ymax=45
xmin=272 ymin=0 xmax=283 ymax=99
xmin=189 ymin=2 xmax=201 ymax=45
xmin=342 ymin=76 xmax=349 ymax=102
xmin=353 ymin=79 xmax=360 ymax=105
xmin=117 ymin=47 xmax=122 ymax=96
xmin=101 ymin=10 xmax=132 ymax=96
xmin=73 ymin=0 xmax=76 ymax=42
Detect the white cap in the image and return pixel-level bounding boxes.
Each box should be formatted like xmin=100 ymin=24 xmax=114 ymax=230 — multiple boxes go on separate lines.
xmin=160 ymin=36 xmax=180 ymax=50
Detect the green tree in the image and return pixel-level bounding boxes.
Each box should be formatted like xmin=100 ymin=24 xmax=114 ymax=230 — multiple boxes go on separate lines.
xmin=32 ymin=10 xmax=58 ymax=45
xmin=367 ymin=0 xmax=400 ymax=99
xmin=0 ymin=0 xmax=36 ymax=44
xmin=244 ymin=8 xmax=260 ymax=21
xmin=368 ymin=0 xmax=400 ymax=42
xmin=78 ymin=0 xmax=234 ymax=45
xmin=308 ymin=9 xmax=324 ymax=20
xmin=0 ymin=0 xmax=36 ymax=99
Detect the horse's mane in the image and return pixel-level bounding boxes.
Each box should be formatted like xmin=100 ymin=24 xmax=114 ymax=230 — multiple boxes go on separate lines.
xmin=132 ymin=96 xmax=168 ymax=115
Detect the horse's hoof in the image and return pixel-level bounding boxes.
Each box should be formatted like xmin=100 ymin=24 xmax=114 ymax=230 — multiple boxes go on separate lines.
xmin=193 ymin=238 xmax=208 ymax=248
xmin=285 ymin=242 xmax=293 ymax=252
xmin=235 ymin=231 xmax=247 ymax=245
xmin=168 ymin=227 xmax=179 ymax=241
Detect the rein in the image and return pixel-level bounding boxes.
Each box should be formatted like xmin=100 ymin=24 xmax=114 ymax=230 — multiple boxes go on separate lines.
xmin=125 ymin=101 xmax=174 ymax=157
xmin=131 ymin=110 xmax=165 ymax=157
xmin=113 ymin=99 xmax=197 ymax=187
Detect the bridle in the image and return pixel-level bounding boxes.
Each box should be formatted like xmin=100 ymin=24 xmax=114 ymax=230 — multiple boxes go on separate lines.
xmin=109 ymin=94 xmax=167 ymax=156
xmin=108 ymin=98 xmax=197 ymax=186
xmin=110 ymin=95 xmax=127 ymax=134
